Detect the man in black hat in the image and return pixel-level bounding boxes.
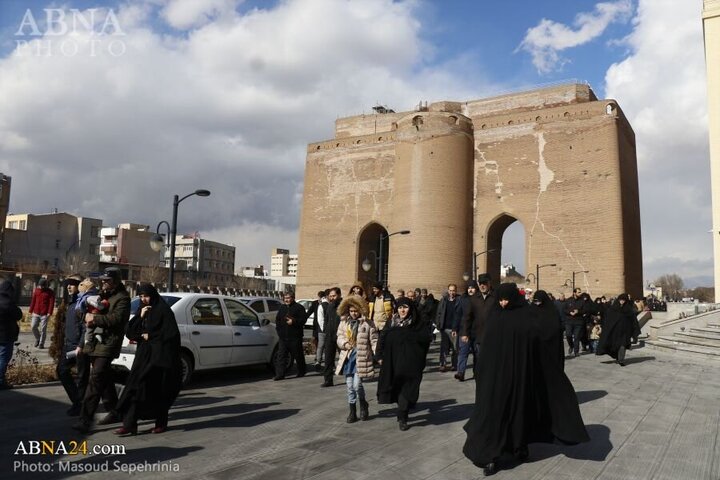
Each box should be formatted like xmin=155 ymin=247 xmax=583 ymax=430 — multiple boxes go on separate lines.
xmin=459 ymin=274 xmax=496 ymax=382
xmin=73 ymin=267 xmax=130 ymax=433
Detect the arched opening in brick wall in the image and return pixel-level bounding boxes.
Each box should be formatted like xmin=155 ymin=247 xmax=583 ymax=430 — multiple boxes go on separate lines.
xmin=485 ymin=214 xmax=526 ymax=287
xmin=357 ymin=223 xmax=388 ymax=292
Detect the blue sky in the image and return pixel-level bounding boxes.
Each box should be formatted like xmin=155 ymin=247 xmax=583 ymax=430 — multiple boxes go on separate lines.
xmin=0 ymin=0 xmax=711 ymax=288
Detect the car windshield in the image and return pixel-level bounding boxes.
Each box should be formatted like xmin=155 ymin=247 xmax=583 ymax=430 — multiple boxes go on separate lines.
xmin=130 ymin=295 xmax=182 ymax=316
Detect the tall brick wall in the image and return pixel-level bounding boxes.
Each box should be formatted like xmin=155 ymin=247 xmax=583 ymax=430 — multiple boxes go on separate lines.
xmin=296 ymin=84 xmax=643 ymax=299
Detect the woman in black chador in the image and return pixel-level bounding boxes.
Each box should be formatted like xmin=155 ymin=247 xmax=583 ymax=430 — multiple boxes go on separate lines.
xmin=113 ymin=283 xmax=182 ymax=436
xmin=596 ymin=293 xmax=635 ymax=366
xmin=531 ymin=290 xmax=565 ymax=368
xmin=376 ymin=297 xmax=431 ymax=431
xmin=463 ymin=283 xmax=589 ymax=476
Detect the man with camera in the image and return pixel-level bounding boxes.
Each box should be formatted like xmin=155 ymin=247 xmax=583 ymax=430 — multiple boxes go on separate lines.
xmin=274 ymin=291 xmax=308 ymax=380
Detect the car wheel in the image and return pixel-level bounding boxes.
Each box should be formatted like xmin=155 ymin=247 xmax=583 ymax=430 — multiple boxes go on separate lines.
xmin=180 ymin=351 xmax=194 ymax=387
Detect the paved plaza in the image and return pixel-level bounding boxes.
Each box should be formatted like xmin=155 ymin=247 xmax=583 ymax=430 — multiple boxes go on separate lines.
xmin=2 ymin=342 xmax=720 ymax=480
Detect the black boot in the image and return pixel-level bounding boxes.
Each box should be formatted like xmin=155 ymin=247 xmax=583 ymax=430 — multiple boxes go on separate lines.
xmin=346 ymin=403 xmax=358 ymax=424
xmin=359 ymin=398 xmax=369 ymax=421
xmin=397 ymin=410 xmax=409 ymax=431
xmin=482 ymin=461 xmax=497 ymax=476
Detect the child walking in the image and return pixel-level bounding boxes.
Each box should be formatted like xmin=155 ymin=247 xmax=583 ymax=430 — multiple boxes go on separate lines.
xmin=336 ymin=295 xmax=378 ymax=423
xmin=590 ymin=317 xmax=602 ymax=353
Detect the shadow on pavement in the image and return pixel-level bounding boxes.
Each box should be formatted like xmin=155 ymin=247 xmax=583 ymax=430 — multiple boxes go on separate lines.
xmin=172 ymin=393 xmax=235 ymax=409
xmin=525 ymin=423 xmax=613 ymax=464
xmin=576 ymin=390 xmax=608 ymax=404
xmin=624 ymin=356 xmax=656 ymax=365
xmin=177 ymin=408 xmax=300 ymax=431
xmin=169 ymin=401 xmax=281 ymax=421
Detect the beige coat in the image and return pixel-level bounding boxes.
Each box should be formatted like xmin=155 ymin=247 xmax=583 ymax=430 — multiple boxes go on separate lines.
xmin=335 ymin=317 xmax=378 ymax=378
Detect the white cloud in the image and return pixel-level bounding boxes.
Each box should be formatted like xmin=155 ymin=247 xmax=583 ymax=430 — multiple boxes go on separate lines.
xmin=518 ymin=0 xmax=633 ymax=73
xmin=604 ymin=0 xmax=711 ymax=283
xmin=160 ymin=0 xmax=241 ymax=30
xmin=0 ymin=0 xmax=492 ymax=270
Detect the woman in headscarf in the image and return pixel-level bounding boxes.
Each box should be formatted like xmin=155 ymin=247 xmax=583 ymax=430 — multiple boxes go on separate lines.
xmin=463 ymin=283 xmax=589 ymax=476
xmin=113 ymin=283 xmax=182 ymax=435
xmin=0 ymin=280 xmax=23 ymax=390
xmin=596 ymin=293 xmax=635 ymax=366
xmin=531 ymin=290 xmax=565 ymax=368
xmin=376 ymin=297 xmax=431 ymax=431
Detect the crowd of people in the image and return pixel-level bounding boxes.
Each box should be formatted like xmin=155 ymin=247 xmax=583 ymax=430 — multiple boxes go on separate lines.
xmin=300 ymin=276 xmax=644 ymax=475
xmin=0 ymin=268 xmax=647 ymax=476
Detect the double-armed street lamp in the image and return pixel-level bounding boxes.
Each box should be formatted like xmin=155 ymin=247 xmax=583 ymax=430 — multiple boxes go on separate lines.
xmin=361 ymin=251 xmax=380 ymax=282
xmin=471 ymin=249 xmax=496 ymax=282
xmin=572 ymin=270 xmax=589 ymax=291
xmin=528 ymin=263 xmax=556 ymax=291
xmin=150 ymin=189 xmax=211 ymax=291
xmin=362 ymin=229 xmax=410 ymax=288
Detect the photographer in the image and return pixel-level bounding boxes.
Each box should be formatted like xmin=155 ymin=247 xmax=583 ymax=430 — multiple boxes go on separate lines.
xmin=273 ymin=292 xmax=308 ymax=380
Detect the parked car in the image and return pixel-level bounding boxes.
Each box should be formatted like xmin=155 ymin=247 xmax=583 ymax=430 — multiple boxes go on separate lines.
xmin=111 ymin=293 xmax=291 ymax=387
xmin=236 ymin=296 xmax=283 ymax=324
xmin=297 ymin=299 xmax=316 ymax=329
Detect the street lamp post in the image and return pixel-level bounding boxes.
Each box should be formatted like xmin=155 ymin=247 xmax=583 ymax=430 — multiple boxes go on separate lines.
xmin=572 ymin=270 xmax=589 ymax=291
xmin=150 ymin=189 xmax=211 ymax=292
xmin=378 ymin=230 xmax=410 ymax=288
xmin=472 ymin=249 xmax=496 ymax=282
xmin=361 ymin=250 xmax=380 ymax=282
xmin=535 ymin=263 xmax=557 ymax=291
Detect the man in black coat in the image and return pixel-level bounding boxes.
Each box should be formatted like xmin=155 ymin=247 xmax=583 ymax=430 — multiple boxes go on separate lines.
xmin=274 ymin=291 xmax=308 ymax=380
xmin=320 ymin=287 xmax=341 ymax=387
xmin=460 ymin=274 xmax=496 ymax=381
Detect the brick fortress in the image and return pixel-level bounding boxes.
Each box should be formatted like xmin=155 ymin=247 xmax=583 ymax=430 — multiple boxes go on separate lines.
xmin=296 ymin=83 xmax=642 ymax=299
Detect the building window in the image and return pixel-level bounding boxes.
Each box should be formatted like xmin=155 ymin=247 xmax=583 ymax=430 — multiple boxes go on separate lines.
xmin=19 ymin=220 xmax=26 ymax=230
xmin=55 ymin=239 xmax=60 ymax=249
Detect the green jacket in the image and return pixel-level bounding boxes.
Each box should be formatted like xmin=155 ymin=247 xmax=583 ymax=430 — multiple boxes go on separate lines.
xmin=83 ymin=285 xmax=130 ymax=358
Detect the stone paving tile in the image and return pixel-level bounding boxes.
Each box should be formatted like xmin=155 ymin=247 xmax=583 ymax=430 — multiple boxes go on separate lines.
xmin=3 ymin=344 xmax=720 ymax=480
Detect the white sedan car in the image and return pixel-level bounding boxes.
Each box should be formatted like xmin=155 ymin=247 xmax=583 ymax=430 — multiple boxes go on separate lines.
xmin=112 ymin=293 xmax=288 ymax=386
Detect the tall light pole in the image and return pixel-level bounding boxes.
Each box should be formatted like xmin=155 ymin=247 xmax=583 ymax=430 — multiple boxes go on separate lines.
xmin=572 ymin=270 xmax=589 ymax=291
xmin=536 ymin=263 xmax=557 ymax=291
xmin=378 ymin=230 xmax=410 ymax=288
xmin=361 ymin=250 xmax=380 ymax=282
xmin=472 ymin=249 xmax=496 ymax=282
xmin=155 ymin=189 xmax=211 ymax=292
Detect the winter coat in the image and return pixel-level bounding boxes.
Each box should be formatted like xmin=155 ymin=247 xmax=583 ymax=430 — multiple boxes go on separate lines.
xmin=368 ymin=295 xmax=394 ymax=331
xmin=435 ymin=293 xmax=463 ymax=331
xmin=82 ymin=284 xmax=130 ymax=358
xmin=29 ymin=287 xmax=55 ymax=316
xmin=0 ymin=280 xmax=22 ymax=343
xmin=460 ymin=290 xmax=497 ymax=342
xmin=275 ymin=301 xmax=307 ymax=340
xmin=335 ymin=296 xmax=377 ymax=377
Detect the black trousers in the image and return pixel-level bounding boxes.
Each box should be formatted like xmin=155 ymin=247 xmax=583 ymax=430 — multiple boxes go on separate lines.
xmin=80 ymin=356 xmax=118 ymax=423
xmin=57 ymin=351 xmax=89 ymax=407
xmin=322 ymin=334 xmax=337 ymax=383
xmin=565 ymin=322 xmax=584 ymax=355
xmin=275 ymin=337 xmax=306 ymax=378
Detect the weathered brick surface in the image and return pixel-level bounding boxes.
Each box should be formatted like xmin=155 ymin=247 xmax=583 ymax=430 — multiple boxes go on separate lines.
xmin=297 ymin=84 xmax=642 ymax=299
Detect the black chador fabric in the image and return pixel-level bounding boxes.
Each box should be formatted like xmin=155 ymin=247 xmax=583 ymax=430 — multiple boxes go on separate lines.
xmin=463 ymin=284 xmax=589 ymax=467
xmin=116 ymin=284 xmax=182 ymax=420
xmin=531 ymin=290 xmax=565 ymax=368
xmin=596 ymin=297 xmax=635 ymax=359
xmin=376 ymin=299 xmax=431 ymax=407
